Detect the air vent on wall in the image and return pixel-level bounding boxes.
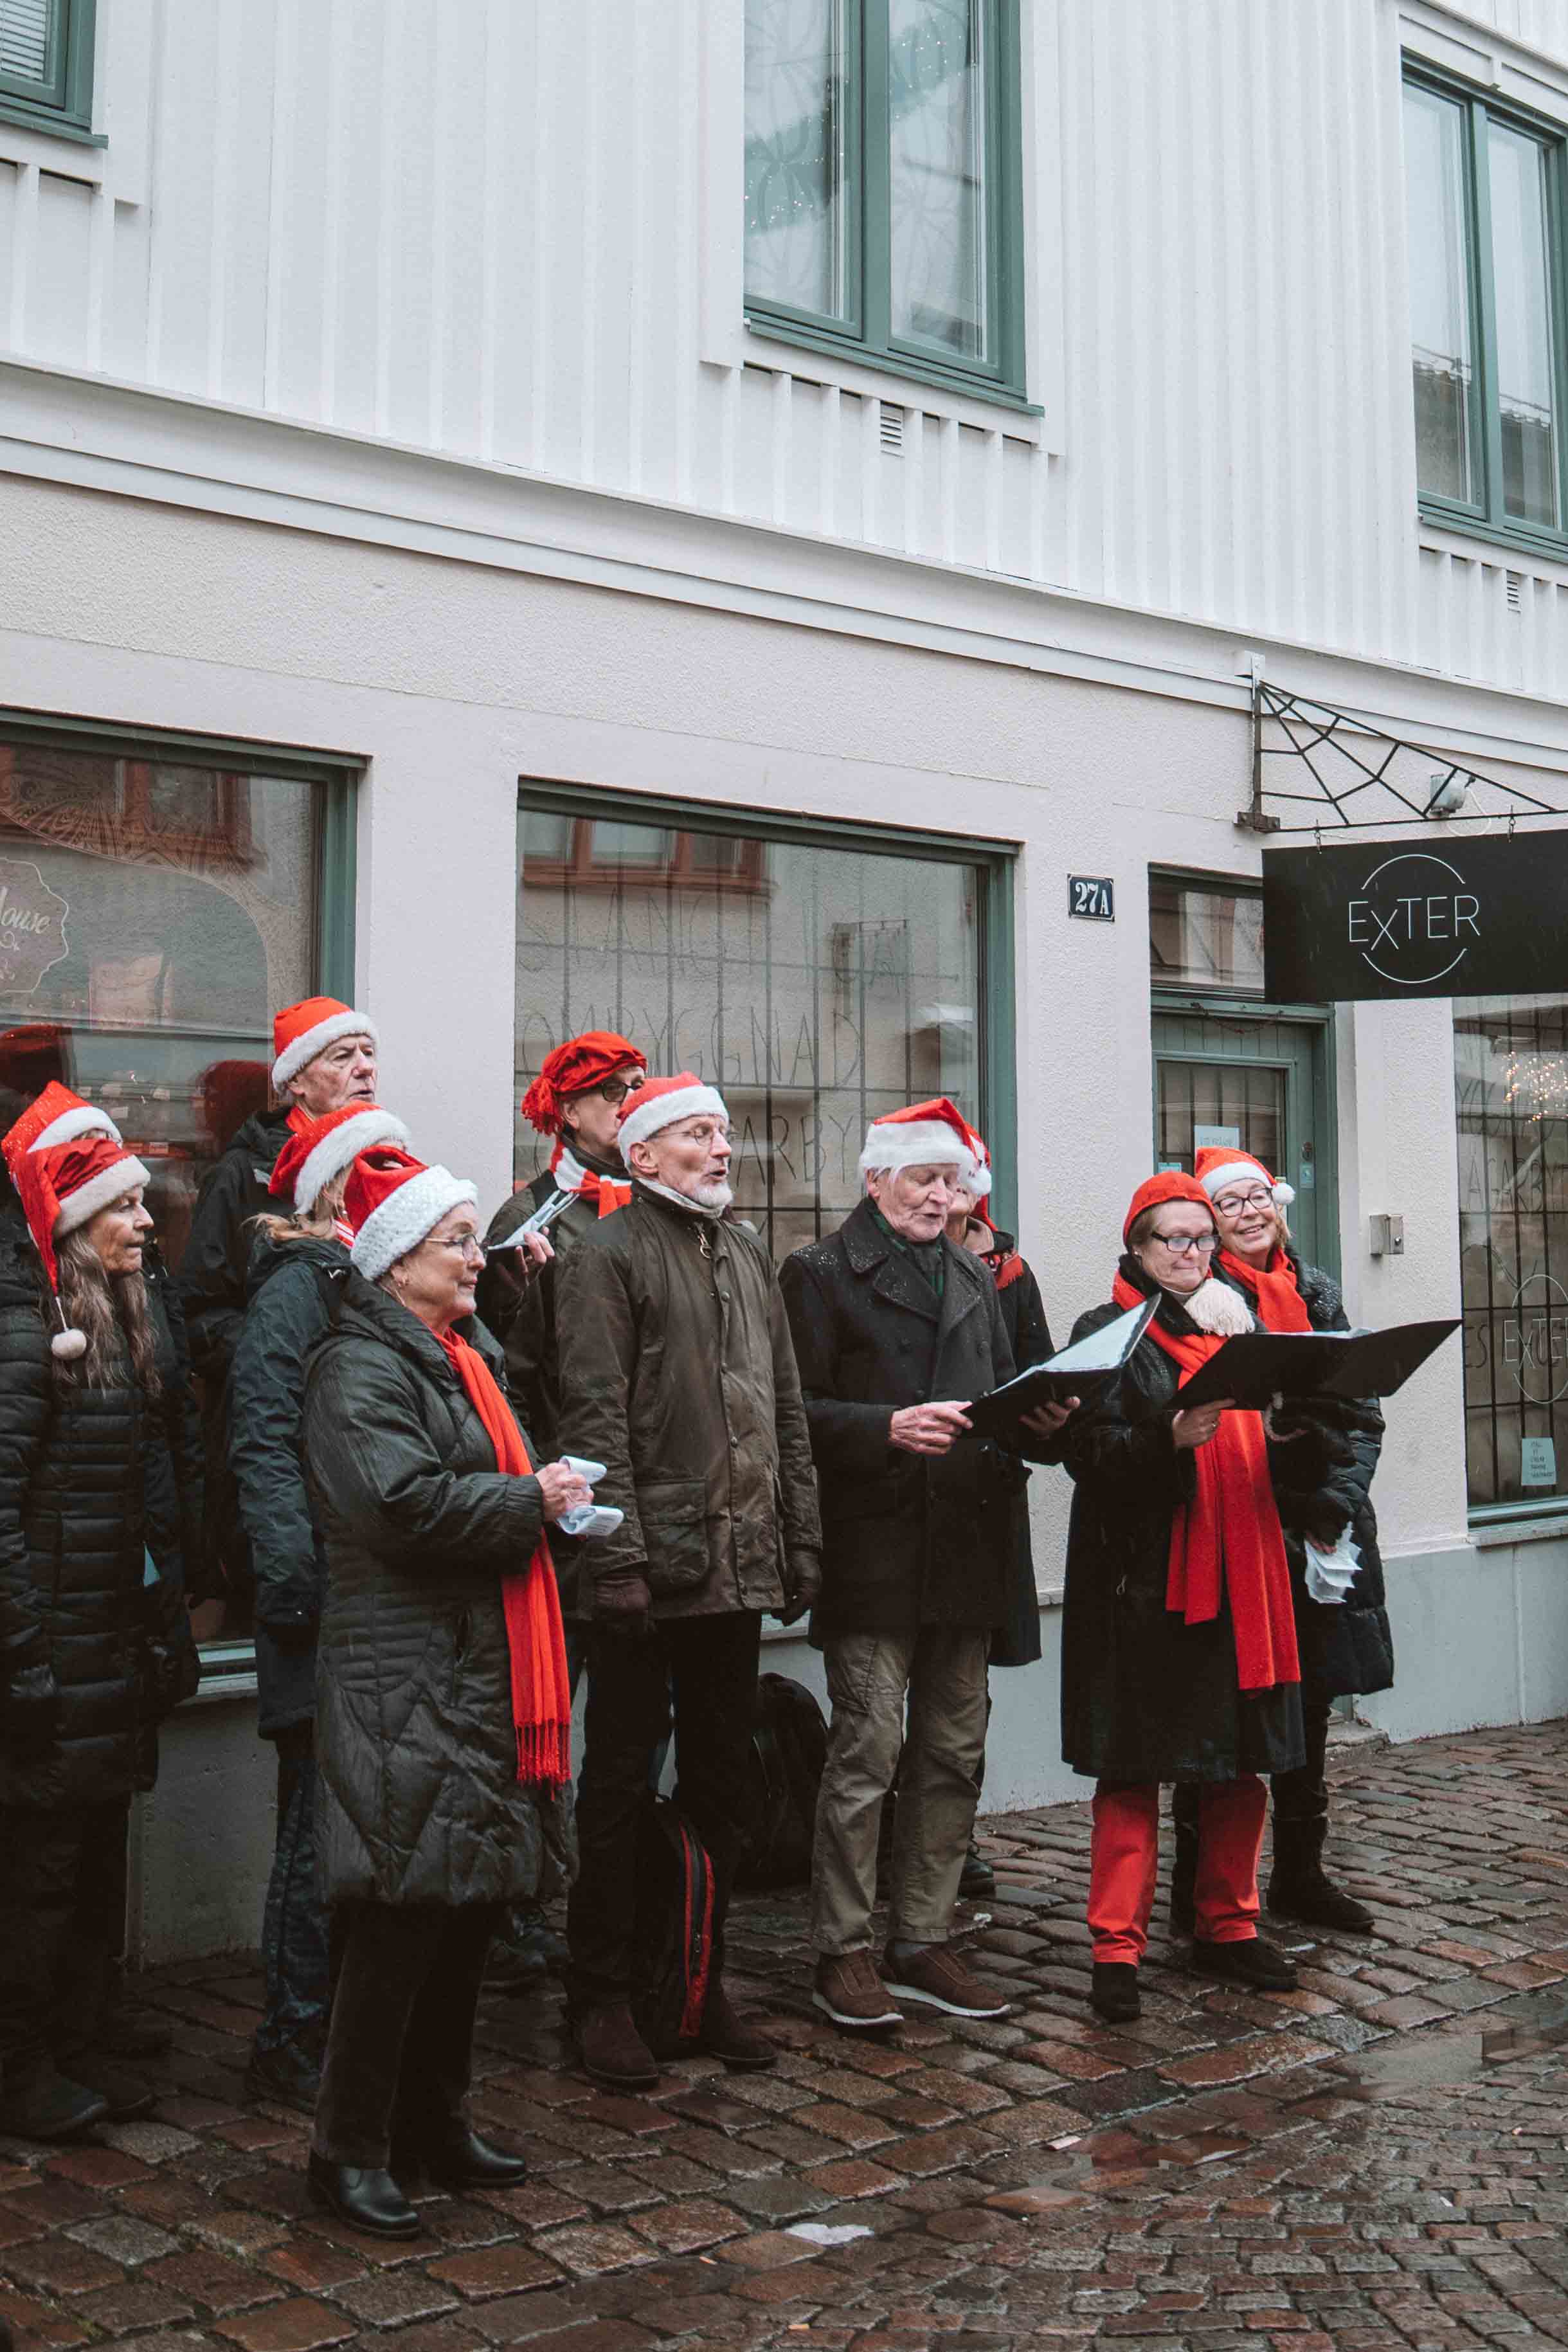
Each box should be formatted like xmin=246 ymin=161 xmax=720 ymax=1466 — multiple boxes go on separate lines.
xmin=1506 ymin=570 xmax=1524 ymax=614
xmin=878 ymin=401 xmax=905 ymax=456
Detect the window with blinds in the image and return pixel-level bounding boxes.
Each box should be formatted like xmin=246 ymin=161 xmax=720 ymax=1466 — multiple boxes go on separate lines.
xmin=0 ymin=0 xmax=95 ymax=138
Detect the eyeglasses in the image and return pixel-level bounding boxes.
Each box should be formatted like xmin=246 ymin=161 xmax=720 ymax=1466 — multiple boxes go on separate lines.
xmin=433 ymin=1233 xmax=486 ymax=1261
xmin=1213 ymin=1186 xmax=1274 ymax=1214
xmin=595 ymin=1072 xmax=645 ymax=1107
xmin=1148 ymin=1229 xmax=1218 ymax=1258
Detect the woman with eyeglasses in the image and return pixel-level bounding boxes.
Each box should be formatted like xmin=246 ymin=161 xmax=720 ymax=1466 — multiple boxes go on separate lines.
xmin=1167 ymin=1149 xmax=1391 ymax=1940
xmin=1057 ymin=1173 xmax=1319 ymax=2025
xmin=300 ymin=1149 xmax=592 ymax=2238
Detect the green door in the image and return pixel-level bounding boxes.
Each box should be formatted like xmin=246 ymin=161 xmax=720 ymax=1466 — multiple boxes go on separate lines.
xmin=1152 ymin=1009 xmax=1337 ymax=1276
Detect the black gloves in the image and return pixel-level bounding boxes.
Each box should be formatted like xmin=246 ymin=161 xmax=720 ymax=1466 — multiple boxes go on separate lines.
xmin=593 ymin=1566 xmax=654 ymax=1640
xmin=776 ymin=1555 xmax=822 ymax=1628
xmin=3 ymin=1657 xmax=60 ymax=1756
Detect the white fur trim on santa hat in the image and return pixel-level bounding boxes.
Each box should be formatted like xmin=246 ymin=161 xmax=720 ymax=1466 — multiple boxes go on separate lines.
xmin=858 ymin=1119 xmax=977 ymax=1187
xmin=1198 ymin=1157 xmax=1296 ymax=1209
xmin=29 ymin=1104 xmax=123 ymax=1154
xmin=616 ymin=1082 xmax=729 ymax=1162
xmin=291 ymin=1109 xmax=409 ymax=1213
xmin=351 ymin=1164 xmax=477 ymax=1282
xmin=52 ymin=1155 xmax=152 ymax=1238
xmin=271 ymin=1006 xmax=379 ymax=1093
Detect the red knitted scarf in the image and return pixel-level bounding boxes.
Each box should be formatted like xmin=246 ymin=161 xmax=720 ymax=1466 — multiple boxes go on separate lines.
xmin=1216 ymin=1245 xmax=1313 ymax=1334
xmin=550 ymin=1141 xmax=632 ymax=1218
xmin=1112 ymin=1273 xmax=1299 ymax=1694
xmin=436 ymin=1328 xmax=572 ymax=1786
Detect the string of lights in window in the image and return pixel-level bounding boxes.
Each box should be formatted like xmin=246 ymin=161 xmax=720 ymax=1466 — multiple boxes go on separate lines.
xmin=1234 ymin=672 xmax=1568 ymax=838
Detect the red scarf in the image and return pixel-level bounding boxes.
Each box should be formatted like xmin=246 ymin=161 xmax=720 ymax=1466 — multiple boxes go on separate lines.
xmin=286 ymin=1105 xmax=313 ymax=1137
xmin=1112 ymin=1273 xmax=1299 ymax=1694
xmin=436 ymin=1328 xmax=572 ymax=1786
xmin=551 ymin=1142 xmax=631 ymax=1218
xmin=1217 ymin=1245 xmax=1313 ymax=1334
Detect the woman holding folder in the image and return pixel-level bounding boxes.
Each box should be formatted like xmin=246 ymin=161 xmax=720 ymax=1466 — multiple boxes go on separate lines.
xmin=1058 ymin=1173 xmax=1319 ymax=2023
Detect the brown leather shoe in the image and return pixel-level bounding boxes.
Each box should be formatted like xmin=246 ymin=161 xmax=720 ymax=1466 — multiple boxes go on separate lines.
xmin=698 ymin=1982 xmax=777 ymax=2070
xmin=574 ymin=2002 xmax=660 ymax=2090
xmin=881 ymin=1942 xmax=1011 ymax=2019
xmin=812 ymin=1949 xmax=904 ymax=2030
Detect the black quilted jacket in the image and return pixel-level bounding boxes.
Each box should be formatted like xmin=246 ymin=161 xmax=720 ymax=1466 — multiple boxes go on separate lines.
xmin=0 ymin=1231 xmax=200 ymax=1809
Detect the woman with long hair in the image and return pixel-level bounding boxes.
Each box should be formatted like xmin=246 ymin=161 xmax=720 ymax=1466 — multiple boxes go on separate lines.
xmin=0 ymin=1123 xmax=200 ymax=2140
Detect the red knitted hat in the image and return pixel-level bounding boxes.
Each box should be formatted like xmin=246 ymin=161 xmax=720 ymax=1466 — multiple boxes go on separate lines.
xmin=1194 ymin=1144 xmax=1295 ymax=1208
xmin=2 ymin=1082 xmax=122 ymax=1182
xmin=268 ymin=1104 xmax=410 ymax=1215
xmin=346 ymin=1149 xmax=477 ymax=1281
xmin=1122 ymin=1170 xmax=1214 ymax=1246
xmin=521 ymin=1031 xmax=646 ymax=1137
xmin=271 ymin=997 xmax=377 ymax=1092
xmin=15 ymin=1134 xmax=152 ymax=1359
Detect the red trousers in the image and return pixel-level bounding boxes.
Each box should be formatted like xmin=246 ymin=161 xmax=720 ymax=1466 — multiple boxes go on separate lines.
xmin=1088 ymin=1778 xmax=1266 ymax=1965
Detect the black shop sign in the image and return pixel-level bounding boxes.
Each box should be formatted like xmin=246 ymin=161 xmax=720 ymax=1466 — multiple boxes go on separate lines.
xmin=1261 ymin=833 xmax=1568 ymax=1002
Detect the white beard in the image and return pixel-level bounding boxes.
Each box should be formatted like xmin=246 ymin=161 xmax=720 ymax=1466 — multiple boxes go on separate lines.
xmin=639 ymin=1173 xmax=732 ymax=1220
xmin=1180 ymin=1276 xmax=1254 ymax=1336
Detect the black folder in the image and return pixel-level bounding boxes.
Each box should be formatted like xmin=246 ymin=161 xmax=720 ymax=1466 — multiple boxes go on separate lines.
xmin=1171 ymin=1318 xmax=1459 ymax=1412
xmin=964 ymin=1295 xmax=1158 ymax=1443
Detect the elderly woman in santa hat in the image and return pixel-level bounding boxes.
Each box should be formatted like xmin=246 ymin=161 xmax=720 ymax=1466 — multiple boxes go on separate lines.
xmin=1166 ymin=1149 xmax=1391 ymax=1940
xmin=1058 ymin=1171 xmax=1330 ymax=2023
xmin=227 ymin=1103 xmax=410 ymax=2119
xmin=301 ymin=1149 xmax=591 ymax=2239
xmin=0 ymin=1114 xmax=201 ymax=2142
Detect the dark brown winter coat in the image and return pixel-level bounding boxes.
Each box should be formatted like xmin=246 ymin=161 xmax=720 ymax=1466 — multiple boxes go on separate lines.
xmin=554 ymin=1184 xmax=821 ymax=1619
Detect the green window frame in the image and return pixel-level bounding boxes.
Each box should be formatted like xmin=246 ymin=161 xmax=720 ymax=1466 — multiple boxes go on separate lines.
xmin=744 ymin=0 xmax=1030 ymax=412
xmin=1403 ymin=60 xmax=1568 ymax=561
xmin=0 ymin=0 xmax=100 ymax=143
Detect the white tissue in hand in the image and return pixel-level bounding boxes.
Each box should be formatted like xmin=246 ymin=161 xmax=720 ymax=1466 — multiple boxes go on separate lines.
xmin=562 ymin=1456 xmax=607 ymax=1485
xmin=557 ymin=1503 xmax=625 ymax=1541
xmin=1304 ymin=1528 xmax=1360 ymax=1606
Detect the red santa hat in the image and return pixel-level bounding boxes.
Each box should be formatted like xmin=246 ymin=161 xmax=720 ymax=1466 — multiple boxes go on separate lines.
xmin=271 ymin=996 xmax=378 ymax=1093
xmin=268 ymin=1104 xmax=410 ymax=1215
xmin=1194 ymin=1145 xmax=1295 ymax=1209
xmin=2 ymin=1081 xmax=122 ymax=1181
xmin=347 ymin=1148 xmax=478 ymax=1281
xmin=521 ymin=1031 xmax=646 ymax=1137
xmin=15 ymin=1134 xmax=152 ymax=1359
xmin=859 ymin=1096 xmax=986 ymax=1191
xmin=616 ymin=1071 xmax=729 ymax=1162
xmin=1122 ymin=1170 xmax=1214 ymax=1246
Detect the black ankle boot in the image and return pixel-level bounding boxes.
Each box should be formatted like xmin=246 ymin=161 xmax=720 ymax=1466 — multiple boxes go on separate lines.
xmin=1090 ymin=1962 xmax=1141 ymax=2023
xmin=307 ymin=2150 xmax=420 ymax=2238
xmin=394 ymin=2124 xmax=528 ymax=2191
xmin=1267 ymin=1818 xmax=1374 ymax=1934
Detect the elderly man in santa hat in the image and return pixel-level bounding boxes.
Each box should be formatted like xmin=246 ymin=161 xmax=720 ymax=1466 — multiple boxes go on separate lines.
xmin=780 ymin=1099 xmax=1075 ymax=2033
xmin=555 ymin=1072 xmax=822 ymax=2090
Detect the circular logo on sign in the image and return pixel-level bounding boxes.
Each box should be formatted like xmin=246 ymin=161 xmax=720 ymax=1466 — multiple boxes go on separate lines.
xmin=1505 ymin=1267 xmax=1568 ymax=1408
xmin=1351 ymin=851 xmax=1477 ymax=988
xmin=0 ymin=860 xmax=68 ymax=999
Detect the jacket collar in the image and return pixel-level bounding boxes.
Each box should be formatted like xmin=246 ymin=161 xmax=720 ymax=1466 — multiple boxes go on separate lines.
xmin=841 ymin=1196 xmax=982 ymax=1337
xmin=334 ymin=1267 xmax=501 ymax=1386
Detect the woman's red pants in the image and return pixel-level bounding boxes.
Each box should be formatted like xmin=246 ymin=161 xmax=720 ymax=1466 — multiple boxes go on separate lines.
xmin=1088 ymin=1778 xmax=1266 ymax=1964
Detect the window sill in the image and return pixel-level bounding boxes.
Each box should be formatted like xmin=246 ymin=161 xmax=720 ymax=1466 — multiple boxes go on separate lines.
xmin=0 ymin=98 xmax=103 ymax=147
xmin=1470 ymin=1510 xmax=1568 ymax=1548
xmin=1418 ymin=500 xmax=1568 ymax=572
xmin=737 ymin=314 xmax=1043 ymax=430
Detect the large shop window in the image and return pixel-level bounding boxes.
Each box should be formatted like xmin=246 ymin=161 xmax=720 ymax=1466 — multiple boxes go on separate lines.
xmin=516 ymin=795 xmax=1011 ymax=1258
xmin=1455 ymin=994 xmax=1568 ymax=1513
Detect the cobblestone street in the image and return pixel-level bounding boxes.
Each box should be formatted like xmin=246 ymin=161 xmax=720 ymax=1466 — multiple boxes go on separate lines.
xmin=4 ymin=1721 xmax=1568 ymax=2352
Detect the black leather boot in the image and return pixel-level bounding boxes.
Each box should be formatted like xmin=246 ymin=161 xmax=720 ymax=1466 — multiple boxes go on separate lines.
xmin=1266 ymin=1816 xmax=1374 ymax=1934
xmin=306 ymin=2149 xmax=420 ymax=2239
xmin=1090 ymin=1962 xmax=1141 ymax=2023
xmin=393 ymin=2121 xmax=528 ymax=2191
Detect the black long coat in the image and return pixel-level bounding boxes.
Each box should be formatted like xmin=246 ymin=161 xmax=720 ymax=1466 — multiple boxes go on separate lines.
xmin=780 ymin=1199 xmax=1026 ymax=1637
xmin=1058 ymin=1265 xmax=1308 ymax=1786
xmin=984 ymin=1234 xmax=1054 ymax=1669
xmin=0 ymin=1235 xmax=200 ymax=1809
xmin=304 ymin=1276 xmax=552 ymax=1908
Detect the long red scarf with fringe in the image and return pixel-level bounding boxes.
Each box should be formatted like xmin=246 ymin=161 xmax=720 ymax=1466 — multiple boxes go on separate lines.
xmin=1216 ymin=1245 xmax=1313 ymax=1334
xmin=1113 ymin=1273 xmax=1299 ymax=1694
xmin=436 ymin=1328 xmax=572 ymax=1786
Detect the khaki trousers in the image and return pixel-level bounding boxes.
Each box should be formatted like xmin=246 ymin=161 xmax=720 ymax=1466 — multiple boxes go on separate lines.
xmin=811 ymin=1624 xmax=991 ymax=1955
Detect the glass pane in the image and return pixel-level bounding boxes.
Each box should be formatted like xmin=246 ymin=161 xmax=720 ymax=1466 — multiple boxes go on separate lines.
xmin=516 ymin=803 xmax=983 ymax=1262
xmin=1404 ymin=83 xmax=1478 ymax=505
xmin=1454 ymin=994 xmax=1568 ymax=1509
xmin=1489 ymin=122 xmax=1560 ymax=530
xmin=520 ymin=810 xmax=574 ymax=865
xmin=589 ymin=821 xmax=672 ymax=869
xmin=744 ymin=0 xmax=852 ymax=321
xmin=1155 ymin=1060 xmax=1284 ymax=1180
xmin=0 ymin=0 xmax=52 ymax=85
xmin=1149 ymin=881 xmax=1265 ymax=995
xmin=889 ymin=0 xmax=988 ymax=360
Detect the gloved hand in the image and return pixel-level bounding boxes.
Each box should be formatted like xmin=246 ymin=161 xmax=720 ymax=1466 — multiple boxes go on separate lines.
xmin=593 ymin=1564 xmax=654 ymax=1640
xmin=1300 ymin=1494 xmax=1355 ymax=1551
xmin=776 ymin=1554 xmax=822 ymax=1627
xmin=3 ymin=1657 xmax=60 ymax=1756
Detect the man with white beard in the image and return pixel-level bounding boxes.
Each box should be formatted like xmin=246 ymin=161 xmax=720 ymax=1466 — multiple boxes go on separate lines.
xmin=554 ymin=1074 xmax=822 ymax=2091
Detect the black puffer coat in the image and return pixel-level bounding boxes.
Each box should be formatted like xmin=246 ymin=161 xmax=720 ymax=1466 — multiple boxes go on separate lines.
xmin=780 ymin=1199 xmax=1027 ymax=1638
xmin=0 ymin=1233 xmax=199 ymax=1809
xmin=231 ymin=1230 xmax=349 ymax=1739
xmin=1058 ymin=1262 xmax=1312 ymax=1786
xmin=1232 ymin=1251 xmax=1393 ymax=1705
xmin=304 ymin=1275 xmax=552 ymax=1908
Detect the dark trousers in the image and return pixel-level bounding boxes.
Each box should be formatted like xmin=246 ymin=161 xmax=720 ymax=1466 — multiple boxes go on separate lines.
xmin=567 ymin=1610 xmax=761 ymax=2013
xmin=256 ymin=1724 xmax=330 ymax=2057
xmin=1171 ymin=1697 xmax=1334 ymax=1850
xmin=0 ymin=1798 xmax=131 ymax=2068
xmin=313 ymin=1901 xmax=500 ymax=2168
